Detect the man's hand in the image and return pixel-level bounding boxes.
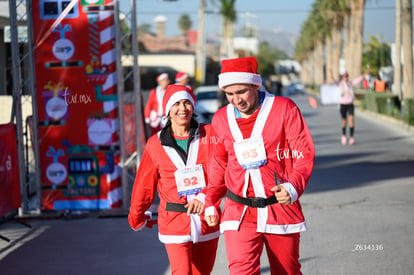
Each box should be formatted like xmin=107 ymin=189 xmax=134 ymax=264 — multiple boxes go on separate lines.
xmin=270 ymin=185 xmax=291 ymax=205
xmin=185 ymin=198 xmax=204 ymax=216
xmin=205 ymin=214 xmax=219 ymax=227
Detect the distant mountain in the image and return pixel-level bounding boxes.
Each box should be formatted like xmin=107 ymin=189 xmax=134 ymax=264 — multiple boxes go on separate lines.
xmin=207 ymin=28 xmax=298 ymax=58
xmin=258 ymin=28 xmax=298 ymax=57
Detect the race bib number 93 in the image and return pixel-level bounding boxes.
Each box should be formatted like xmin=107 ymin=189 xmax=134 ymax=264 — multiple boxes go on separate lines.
xmin=234 ymin=136 xmax=267 ymax=169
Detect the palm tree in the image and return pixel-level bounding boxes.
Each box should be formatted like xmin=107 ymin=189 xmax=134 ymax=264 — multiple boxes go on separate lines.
xmin=219 ymin=0 xmax=236 ymax=59
xmin=324 ymin=0 xmax=346 ymax=80
xmin=178 ymin=14 xmax=192 ymax=41
xmin=294 ymin=0 xmax=330 ymax=85
xmin=346 ymin=0 xmax=366 ymax=78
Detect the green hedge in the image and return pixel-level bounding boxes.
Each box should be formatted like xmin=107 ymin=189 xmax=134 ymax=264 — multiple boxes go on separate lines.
xmin=361 ymin=92 xmax=400 ymax=117
xmin=360 ymin=92 xmax=414 ymax=126
xmin=403 ymin=98 xmax=414 ymax=126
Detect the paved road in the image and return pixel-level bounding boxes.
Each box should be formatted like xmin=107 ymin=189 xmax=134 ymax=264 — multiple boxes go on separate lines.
xmin=1 ymin=93 xmax=413 ymax=275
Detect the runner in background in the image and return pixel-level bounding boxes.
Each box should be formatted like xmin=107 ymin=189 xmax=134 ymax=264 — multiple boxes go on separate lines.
xmin=329 ymin=68 xmax=370 ymax=145
xmin=144 ymin=73 xmax=170 ymax=136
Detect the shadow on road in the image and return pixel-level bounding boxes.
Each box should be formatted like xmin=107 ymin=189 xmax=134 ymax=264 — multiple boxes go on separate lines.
xmin=307 ymin=153 xmax=414 ymax=193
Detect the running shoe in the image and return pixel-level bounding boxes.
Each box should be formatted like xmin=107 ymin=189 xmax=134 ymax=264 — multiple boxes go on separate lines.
xmin=349 ymin=137 xmax=355 ymax=145
xmin=341 ymin=135 xmax=347 ymax=145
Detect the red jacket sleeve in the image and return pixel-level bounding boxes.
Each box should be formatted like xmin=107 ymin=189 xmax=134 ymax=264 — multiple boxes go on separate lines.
xmin=205 ymin=117 xmax=228 ymax=209
xmin=128 ymin=146 xmax=158 ymax=230
xmin=283 ymin=103 xmax=315 ymax=198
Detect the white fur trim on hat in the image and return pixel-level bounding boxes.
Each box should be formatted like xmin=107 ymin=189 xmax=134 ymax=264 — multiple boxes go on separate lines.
xmin=175 ymin=73 xmax=188 ymax=82
xmin=157 ymin=73 xmax=168 ymax=82
xmin=165 ymin=91 xmax=195 ymax=116
xmin=218 ymin=72 xmax=262 ymax=89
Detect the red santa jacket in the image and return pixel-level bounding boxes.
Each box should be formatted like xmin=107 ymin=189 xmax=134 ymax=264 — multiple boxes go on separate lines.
xmin=144 ymin=86 xmax=164 ymax=128
xmin=128 ymin=121 xmax=220 ymax=243
xmin=205 ymin=92 xmax=315 ymax=234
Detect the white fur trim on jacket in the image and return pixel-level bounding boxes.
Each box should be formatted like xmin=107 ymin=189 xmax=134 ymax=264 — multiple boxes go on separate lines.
xmin=158 ymin=231 xmax=220 ymax=244
xmin=220 ymin=220 xmax=307 ymax=234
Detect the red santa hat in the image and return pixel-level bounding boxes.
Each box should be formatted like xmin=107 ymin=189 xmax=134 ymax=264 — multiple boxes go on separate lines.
xmin=175 ymin=72 xmax=189 ymax=83
xmin=218 ymin=56 xmax=262 ymax=89
xmin=163 ymin=85 xmax=196 ymax=116
xmin=157 ymin=73 xmax=169 ymax=83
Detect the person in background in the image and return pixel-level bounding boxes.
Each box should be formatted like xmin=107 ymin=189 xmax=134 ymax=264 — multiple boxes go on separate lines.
xmin=204 ymin=56 xmax=315 ymax=275
xmin=144 ymin=73 xmax=170 ymax=136
xmin=175 ymin=72 xmax=191 ymax=87
xmin=129 ymin=84 xmax=220 ymax=275
xmin=329 ymin=68 xmax=370 ymax=145
xmin=274 ymin=76 xmax=283 ymax=96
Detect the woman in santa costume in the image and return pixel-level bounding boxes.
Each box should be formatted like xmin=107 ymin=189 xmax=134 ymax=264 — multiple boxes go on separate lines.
xmin=144 ymin=72 xmax=170 ymax=136
xmin=204 ymin=57 xmax=315 ymax=275
xmin=129 ymin=84 xmax=220 ymax=275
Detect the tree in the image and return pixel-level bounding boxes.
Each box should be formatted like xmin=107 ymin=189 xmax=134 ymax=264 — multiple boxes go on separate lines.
xmin=324 ymin=0 xmax=347 ymax=80
xmin=120 ymin=17 xmax=132 ymax=54
xmin=346 ymin=0 xmax=366 ymax=79
xmin=362 ymin=35 xmax=391 ymax=77
xmin=402 ymin=0 xmax=413 ymax=99
xmin=178 ymin=14 xmax=192 ymax=39
xmin=137 ymin=23 xmax=152 ymax=34
xmin=255 ymin=42 xmax=288 ymax=77
xmin=219 ymin=0 xmax=237 ymax=59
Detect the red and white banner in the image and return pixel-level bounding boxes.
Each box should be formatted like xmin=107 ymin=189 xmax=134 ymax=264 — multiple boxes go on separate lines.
xmin=0 ymin=123 xmax=21 ymax=217
xmin=31 ymin=0 xmax=122 ymax=210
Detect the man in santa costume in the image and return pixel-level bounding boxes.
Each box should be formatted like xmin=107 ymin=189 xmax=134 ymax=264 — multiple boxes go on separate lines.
xmin=129 ymin=84 xmax=220 ymax=275
xmin=144 ymin=72 xmax=170 ymax=136
xmin=204 ymin=57 xmax=315 ymax=274
xmin=175 ymin=71 xmax=191 ymax=87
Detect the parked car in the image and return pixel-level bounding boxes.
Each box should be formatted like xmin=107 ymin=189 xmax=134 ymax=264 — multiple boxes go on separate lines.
xmin=194 ymin=85 xmax=220 ymax=124
xmin=285 ymin=81 xmax=306 ymax=95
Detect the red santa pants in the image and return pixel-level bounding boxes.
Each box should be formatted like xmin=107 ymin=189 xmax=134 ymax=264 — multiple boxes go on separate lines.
xmin=224 ymin=222 xmax=302 ymax=275
xmin=164 ymin=238 xmax=219 ymax=275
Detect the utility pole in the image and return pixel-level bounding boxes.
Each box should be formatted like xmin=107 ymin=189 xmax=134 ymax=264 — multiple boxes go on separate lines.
xmin=196 ymin=0 xmax=206 ymax=85
xmin=394 ymin=0 xmax=402 ymax=99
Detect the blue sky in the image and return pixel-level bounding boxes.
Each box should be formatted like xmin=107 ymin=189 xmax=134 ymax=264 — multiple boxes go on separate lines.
xmin=121 ymin=0 xmax=400 ymax=44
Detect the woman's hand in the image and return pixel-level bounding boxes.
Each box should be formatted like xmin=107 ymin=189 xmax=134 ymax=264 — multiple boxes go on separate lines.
xmin=185 ymin=198 xmax=204 ymax=216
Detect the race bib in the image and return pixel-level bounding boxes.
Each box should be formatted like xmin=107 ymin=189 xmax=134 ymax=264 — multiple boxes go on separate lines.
xmin=174 ymin=164 xmax=206 ymax=197
xmin=234 ymin=136 xmax=267 ymax=169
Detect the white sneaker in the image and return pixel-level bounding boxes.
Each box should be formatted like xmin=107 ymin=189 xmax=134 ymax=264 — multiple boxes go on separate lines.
xmin=349 ymin=137 xmax=355 ymax=145
xmin=341 ymin=135 xmax=347 ymax=145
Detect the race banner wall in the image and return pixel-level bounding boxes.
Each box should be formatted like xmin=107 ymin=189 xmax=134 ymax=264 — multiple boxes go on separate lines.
xmin=32 ymin=0 xmax=122 ymax=210
xmin=0 ymin=123 xmax=21 ymax=217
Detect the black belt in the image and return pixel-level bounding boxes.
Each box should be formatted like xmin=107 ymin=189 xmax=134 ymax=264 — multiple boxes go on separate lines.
xmin=227 ymin=189 xmax=278 ymax=208
xmin=166 ymin=202 xmax=187 ymax=213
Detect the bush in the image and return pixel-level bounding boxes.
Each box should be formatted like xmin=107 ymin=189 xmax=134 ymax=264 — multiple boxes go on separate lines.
xmin=403 ymin=98 xmax=414 ymax=126
xmin=362 ymin=92 xmax=400 ymax=116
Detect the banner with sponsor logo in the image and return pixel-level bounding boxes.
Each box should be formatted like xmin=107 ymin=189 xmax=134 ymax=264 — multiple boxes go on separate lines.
xmin=0 ymin=123 xmax=21 ymax=217
xmin=32 ymin=0 xmax=122 ymax=210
